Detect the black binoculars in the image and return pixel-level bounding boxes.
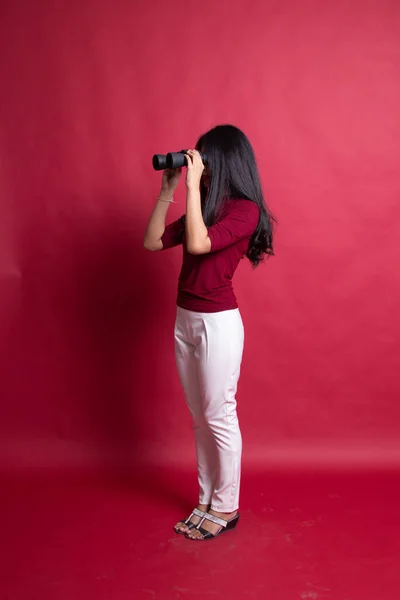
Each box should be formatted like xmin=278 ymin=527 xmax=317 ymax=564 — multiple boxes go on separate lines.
xmin=152 ymin=149 xmax=208 ymax=171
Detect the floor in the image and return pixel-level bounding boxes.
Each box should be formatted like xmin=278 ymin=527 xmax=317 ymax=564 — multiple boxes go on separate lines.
xmin=1 ymin=467 xmax=399 ymax=600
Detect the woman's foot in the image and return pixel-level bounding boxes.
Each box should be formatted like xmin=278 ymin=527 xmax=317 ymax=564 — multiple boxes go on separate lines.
xmin=174 ymin=504 xmax=210 ymax=534
xmin=185 ymin=509 xmax=238 ymax=539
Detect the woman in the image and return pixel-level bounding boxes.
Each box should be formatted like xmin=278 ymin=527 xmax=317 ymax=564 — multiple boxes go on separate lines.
xmin=144 ymin=125 xmax=275 ymax=540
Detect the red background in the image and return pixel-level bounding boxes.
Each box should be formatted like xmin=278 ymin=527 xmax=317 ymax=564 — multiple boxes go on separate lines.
xmin=1 ymin=0 xmax=400 ymax=474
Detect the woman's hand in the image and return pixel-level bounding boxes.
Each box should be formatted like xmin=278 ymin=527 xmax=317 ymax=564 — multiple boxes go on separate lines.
xmin=185 ymin=150 xmax=205 ymax=190
xmin=161 ymin=167 xmax=182 ymax=194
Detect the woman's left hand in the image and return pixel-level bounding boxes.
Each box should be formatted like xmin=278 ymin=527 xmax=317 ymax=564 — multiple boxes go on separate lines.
xmin=185 ymin=149 xmax=205 ymax=190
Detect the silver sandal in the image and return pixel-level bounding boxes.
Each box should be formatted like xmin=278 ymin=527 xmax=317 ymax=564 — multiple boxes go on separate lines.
xmin=185 ymin=511 xmax=240 ymax=540
xmin=174 ymin=507 xmax=210 ymax=534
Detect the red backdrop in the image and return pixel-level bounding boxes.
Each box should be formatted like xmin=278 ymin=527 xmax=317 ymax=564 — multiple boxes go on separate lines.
xmin=1 ymin=0 xmax=399 ymax=472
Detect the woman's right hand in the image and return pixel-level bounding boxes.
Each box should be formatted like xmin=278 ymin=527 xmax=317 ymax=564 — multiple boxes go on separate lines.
xmin=161 ymin=168 xmax=182 ymax=194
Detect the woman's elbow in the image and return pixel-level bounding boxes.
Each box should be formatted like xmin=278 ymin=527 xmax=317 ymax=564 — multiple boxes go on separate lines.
xmin=186 ymin=244 xmax=202 ymax=255
xmin=144 ymin=238 xmax=162 ymax=252
xmin=186 ymin=239 xmax=212 ymax=255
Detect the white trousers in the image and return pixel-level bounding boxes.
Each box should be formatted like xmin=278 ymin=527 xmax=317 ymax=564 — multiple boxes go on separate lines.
xmin=174 ymin=306 xmax=244 ymax=512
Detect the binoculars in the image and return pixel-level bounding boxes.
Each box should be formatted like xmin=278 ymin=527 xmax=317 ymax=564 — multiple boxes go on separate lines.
xmin=152 ymin=149 xmax=208 ymax=171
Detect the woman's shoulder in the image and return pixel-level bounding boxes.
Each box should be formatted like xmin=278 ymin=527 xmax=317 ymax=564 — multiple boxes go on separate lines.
xmin=225 ymin=198 xmax=260 ymax=219
xmin=227 ymin=197 xmax=259 ymax=208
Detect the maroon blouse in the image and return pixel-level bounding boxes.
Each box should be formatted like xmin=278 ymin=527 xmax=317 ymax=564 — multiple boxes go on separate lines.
xmin=161 ymin=199 xmax=260 ymax=313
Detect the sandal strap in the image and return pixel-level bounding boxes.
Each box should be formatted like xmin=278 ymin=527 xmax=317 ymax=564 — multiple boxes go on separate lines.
xmin=185 ymin=508 xmax=208 ymax=524
xmin=196 ymin=526 xmax=215 ymax=539
xmin=192 ymin=508 xmax=208 ymax=519
xmin=197 ymin=512 xmax=228 ymax=528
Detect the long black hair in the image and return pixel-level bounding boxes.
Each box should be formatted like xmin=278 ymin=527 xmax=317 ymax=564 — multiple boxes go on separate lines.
xmin=195 ymin=124 xmax=276 ymax=266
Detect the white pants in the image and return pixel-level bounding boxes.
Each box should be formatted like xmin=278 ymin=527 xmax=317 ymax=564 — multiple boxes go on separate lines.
xmin=174 ymin=306 xmax=244 ymax=512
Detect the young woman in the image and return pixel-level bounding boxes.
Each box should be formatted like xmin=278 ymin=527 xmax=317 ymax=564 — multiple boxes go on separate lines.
xmin=144 ymin=125 xmax=275 ymax=540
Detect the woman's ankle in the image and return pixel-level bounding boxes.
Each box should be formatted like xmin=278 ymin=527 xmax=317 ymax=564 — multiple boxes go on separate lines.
xmin=210 ymin=507 xmax=238 ymax=516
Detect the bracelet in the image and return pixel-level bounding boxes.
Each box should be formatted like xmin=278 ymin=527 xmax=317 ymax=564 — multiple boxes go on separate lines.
xmin=158 ymin=196 xmax=175 ymax=203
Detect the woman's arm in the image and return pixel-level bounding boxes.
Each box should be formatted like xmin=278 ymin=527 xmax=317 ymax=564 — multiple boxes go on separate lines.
xmin=143 ymin=191 xmax=174 ymax=252
xmin=184 ymin=151 xmax=260 ymax=255
xmin=144 ymin=169 xmax=182 ymax=252
xmin=185 ymin=150 xmax=211 ymax=255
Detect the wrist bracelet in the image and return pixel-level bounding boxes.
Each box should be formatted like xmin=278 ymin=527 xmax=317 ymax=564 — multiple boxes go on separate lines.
xmin=158 ymin=196 xmax=175 ymax=203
